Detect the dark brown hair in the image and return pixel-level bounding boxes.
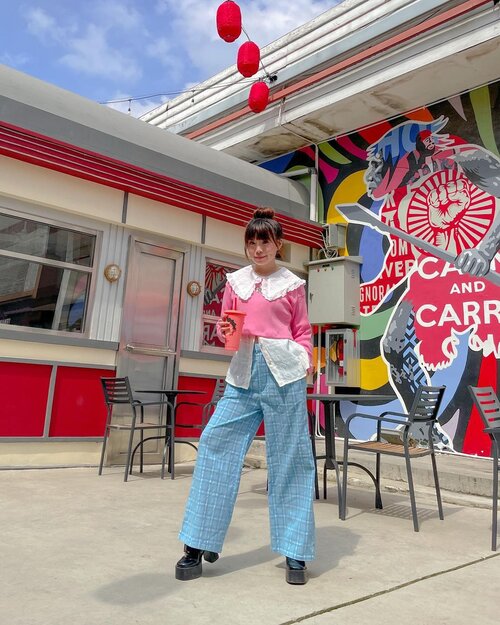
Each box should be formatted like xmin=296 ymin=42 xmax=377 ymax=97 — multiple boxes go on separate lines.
xmin=244 ymin=208 xmax=283 ymax=248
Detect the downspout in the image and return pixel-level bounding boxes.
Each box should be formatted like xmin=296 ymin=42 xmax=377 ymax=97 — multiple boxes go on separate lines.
xmin=277 ymin=99 xmax=320 ymax=222
xmin=312 ymin=146 xmax=319 ymax=223
xmin=280 ymin=166 xmax=318 ymax=222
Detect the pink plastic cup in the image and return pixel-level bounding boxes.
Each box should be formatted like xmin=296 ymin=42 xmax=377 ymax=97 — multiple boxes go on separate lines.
xmin=224 ymin=310 xmax=246 ymax=351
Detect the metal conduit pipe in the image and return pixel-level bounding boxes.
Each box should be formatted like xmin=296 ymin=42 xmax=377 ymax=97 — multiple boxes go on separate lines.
xmin=279 ymin=166 xmax=318 ymax=223
xmin=280 ymin=167 xmax=313 ymax=178
xmin=277 ymin=104 xmax=320 ymax=222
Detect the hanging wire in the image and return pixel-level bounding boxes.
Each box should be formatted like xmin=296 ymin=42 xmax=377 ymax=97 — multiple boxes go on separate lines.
xmin=241 ymin=24 xmax=276 ymax=84
xmin=100 ymin=12 xmax=297 ymax=108
xmin=98 ymin=75 xmax=264 ymax=105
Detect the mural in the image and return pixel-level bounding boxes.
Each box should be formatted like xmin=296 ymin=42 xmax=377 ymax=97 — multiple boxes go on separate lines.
xmin=262 ymin=82 xmax=500 ymax=456
xmin=202 ymin=260 xmax=236 ymax=349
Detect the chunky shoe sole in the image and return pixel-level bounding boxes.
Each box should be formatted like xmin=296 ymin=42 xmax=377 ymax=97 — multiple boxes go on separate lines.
xmin=175 ymin=551 xmax=219 ymax=581
xmin=175 ymin=561 xmax=202 ymax=581
xmin=286 ymin=567 xmax=307 ymax=585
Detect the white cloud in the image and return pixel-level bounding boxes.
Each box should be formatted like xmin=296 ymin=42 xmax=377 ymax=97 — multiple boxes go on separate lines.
xmin=0 ymin=52 xmax=30 ymax=68
xmin=242 ymin=1 xmax=335 ymax=46
xmin=146 ymin=37 xmax=180 ymax=77
xmin=25 ymin=7 xmax=74 ymax=44
xmin=60 ymin=24 xmax=142 ymax=81
xmin=24 ymin=3 xmax=142 ymax=82
xmin=93 ymin=0 xmax=144 ymax=32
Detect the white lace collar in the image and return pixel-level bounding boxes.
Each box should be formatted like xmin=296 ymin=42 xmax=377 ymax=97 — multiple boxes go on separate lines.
xmin=226 ymin=265 xmax=305 ymax=302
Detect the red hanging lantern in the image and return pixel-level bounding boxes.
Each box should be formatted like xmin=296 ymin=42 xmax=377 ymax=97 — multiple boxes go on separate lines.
xmin=216 ymin=1 xmax=242 ymax=43
xmin=248 ymin=81 xmax=269 ymax=113
xmin=237 ymin=41 xmax=260 ymax=77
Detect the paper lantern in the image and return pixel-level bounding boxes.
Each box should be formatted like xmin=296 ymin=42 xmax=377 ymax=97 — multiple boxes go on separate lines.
xmin=237 ymin=41 xmax=260 ymax=77
xmin=216 ymin=1 xmax=242 ymax=43
xmin=248 ymin=81 xmax=269 ymax=113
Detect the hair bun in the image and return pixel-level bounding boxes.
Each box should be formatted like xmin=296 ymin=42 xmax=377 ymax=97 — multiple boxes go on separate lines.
xmin=253 ymin=207 xmax=275 ymax=220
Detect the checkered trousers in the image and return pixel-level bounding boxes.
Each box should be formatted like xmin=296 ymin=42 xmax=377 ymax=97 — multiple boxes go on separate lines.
xmin=179 ymin=345 xmax=316 ymax=560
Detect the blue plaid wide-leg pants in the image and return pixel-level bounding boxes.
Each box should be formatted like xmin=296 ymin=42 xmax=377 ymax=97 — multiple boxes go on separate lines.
xmin=179 ymin=345 xmax=316 ymax=561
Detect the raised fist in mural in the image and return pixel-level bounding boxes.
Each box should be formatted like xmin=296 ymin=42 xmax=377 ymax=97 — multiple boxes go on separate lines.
xmin=427 ymin=178 xmax=471 ymax=250
xmin=428 ymin=178 xmax=471 ymax=229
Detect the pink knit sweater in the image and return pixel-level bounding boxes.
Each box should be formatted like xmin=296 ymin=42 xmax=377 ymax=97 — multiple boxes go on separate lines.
xmin=218 ymin=282 xmax=312 ymax=365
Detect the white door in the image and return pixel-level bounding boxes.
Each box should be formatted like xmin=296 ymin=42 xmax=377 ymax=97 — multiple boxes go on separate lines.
xmin=110 ymin=239 xmax=184 ymax=464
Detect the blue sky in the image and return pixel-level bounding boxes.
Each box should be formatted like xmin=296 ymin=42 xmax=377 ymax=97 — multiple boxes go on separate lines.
xmin=0 ymin=1 xmax=341 ymax=117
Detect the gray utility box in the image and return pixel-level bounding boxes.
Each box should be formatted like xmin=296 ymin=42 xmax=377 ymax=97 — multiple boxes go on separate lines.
xmin=305 ymin=256 xmax=362 ymax=325
xmin=326 ymin=328 xmax=360 ymax=387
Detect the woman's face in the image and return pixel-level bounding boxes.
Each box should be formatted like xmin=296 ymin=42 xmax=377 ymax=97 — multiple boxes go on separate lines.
xmin=246 ymin=237 xmax=282 ymax=273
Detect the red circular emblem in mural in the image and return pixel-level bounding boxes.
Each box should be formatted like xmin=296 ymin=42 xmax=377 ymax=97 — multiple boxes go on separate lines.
xmin=406 ymin=169 xmax=495 ymax=255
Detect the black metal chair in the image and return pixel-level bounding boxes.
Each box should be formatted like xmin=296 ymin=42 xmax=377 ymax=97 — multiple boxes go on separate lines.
xmin=167 ymin=379 xmax=226 ymax=473
xmin=307 ymin=410 xmax=321 ymax=501
xmin=174 ymin=378 xmax=226 ymax=440
xmin=99 ymin=377 xmax=175 ymax=482
xmin=341 ymin=385 xmax=446 ymax=531
xmin=468 ymin=386 xmax=500 ymax=551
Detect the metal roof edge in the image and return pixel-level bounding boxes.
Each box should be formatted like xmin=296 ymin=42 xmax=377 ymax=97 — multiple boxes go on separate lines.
xmin=0 ymin=64 xmax=309 ymax=218
xmin=143 ymin=0 xmax=461 ymax=133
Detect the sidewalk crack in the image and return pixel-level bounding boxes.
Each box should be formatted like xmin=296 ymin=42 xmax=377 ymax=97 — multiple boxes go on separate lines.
xmin=279 ymin=552 xmax=500 ymax=625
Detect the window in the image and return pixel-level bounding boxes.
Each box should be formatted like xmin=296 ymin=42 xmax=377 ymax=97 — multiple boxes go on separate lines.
xmin=0 ymin=212 xmax=96 ymax=333
xmin=202 ymin=260 xmax=239 ymax=350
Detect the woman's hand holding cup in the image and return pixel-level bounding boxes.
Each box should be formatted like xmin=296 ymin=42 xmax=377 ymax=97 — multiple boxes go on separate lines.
xmin=220 ymin=310 xmax=246 ymax=351
xmin=218 ymin=315 xmax=233 ymax=337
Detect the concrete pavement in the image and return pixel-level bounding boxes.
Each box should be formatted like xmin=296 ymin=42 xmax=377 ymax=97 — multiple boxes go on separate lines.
xmin=1 ymin=463 xmax=498 ymax=625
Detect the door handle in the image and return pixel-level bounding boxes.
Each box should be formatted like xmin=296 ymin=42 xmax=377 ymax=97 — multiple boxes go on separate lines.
xmin=125 ymin=344 xmax=176 ymax=357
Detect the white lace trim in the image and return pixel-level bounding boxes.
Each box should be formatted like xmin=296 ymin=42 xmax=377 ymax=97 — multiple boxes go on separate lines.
xmin=226 ymin=265 xmax=305 ymax=302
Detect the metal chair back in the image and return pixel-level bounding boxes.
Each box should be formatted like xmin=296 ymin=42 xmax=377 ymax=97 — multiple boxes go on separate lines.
xmin=101 ymin=377 xmax=134 ymax=406
xmin=201 ymin=378 xmax=226 ymax=428
xmin=469 ymin=386 xmax=500 ymax=431
xmin=212 ymin=378 xmax=226 ymax=401
xmin=408 ymin=385 xmax=445 ymax=423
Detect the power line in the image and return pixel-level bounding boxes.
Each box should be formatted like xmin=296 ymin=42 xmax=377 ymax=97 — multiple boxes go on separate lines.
xmin=99 ymin=76 xmax=265 ymax=106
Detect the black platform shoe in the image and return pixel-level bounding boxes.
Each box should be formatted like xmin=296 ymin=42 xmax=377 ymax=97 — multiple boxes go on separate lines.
xmin=175 ymin=545 xmax=219 ymax=581
xmin=285 ymin=557 xmax=307 ymax=585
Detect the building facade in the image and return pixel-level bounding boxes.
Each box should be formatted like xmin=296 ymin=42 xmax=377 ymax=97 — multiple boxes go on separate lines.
xmin=0 ymin=64 xmax=321 ymax=468
xmin=145 ymin=0 xmax=500 ymax=456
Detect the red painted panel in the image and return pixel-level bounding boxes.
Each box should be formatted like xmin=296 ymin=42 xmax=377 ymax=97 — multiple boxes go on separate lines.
xmin=176 ymin=375 xmax=266 ymax=437
xmin=176 ymin=376 xmax=215 ymax=437
xmin=462 ymin=355 xmax=497 ymax=457
xmin=0 ymin=362 xmax=52 ymax=436
xmin=49 ymin=367 xmax=114 ymax=437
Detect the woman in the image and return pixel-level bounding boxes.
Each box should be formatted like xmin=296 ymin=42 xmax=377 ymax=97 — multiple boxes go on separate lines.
xmin=175 ymin=208 xmax=316 ymax=585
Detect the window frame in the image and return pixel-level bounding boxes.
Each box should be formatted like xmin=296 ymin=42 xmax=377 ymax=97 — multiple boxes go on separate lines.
xmin=0 ymin=205 xmax=101 ymax=338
